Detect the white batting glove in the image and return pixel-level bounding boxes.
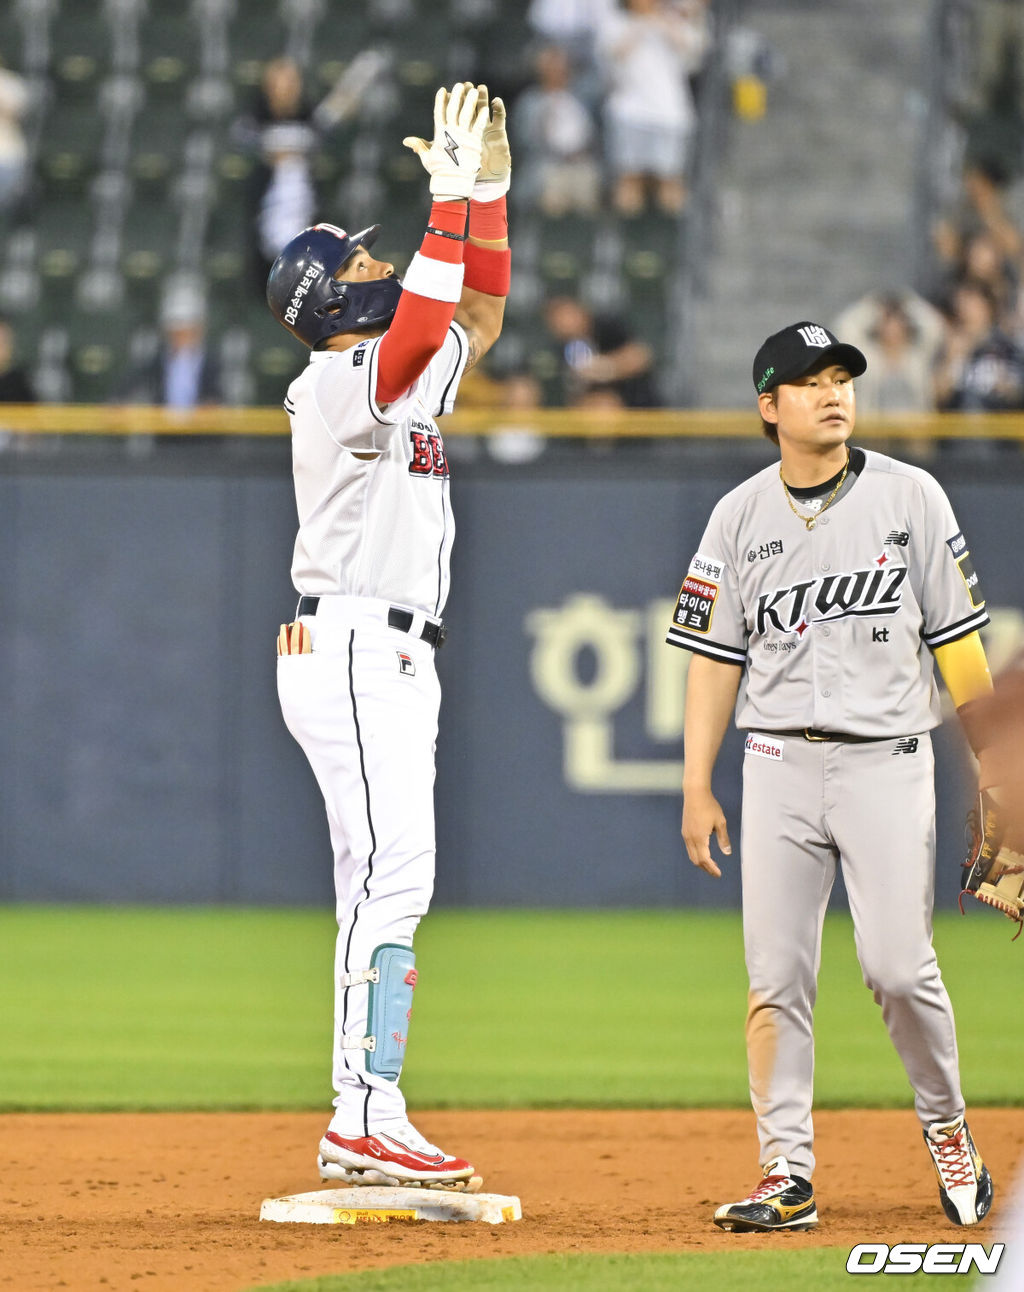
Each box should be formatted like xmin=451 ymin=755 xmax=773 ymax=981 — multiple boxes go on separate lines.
xmin=472 ymin=87 xmax=511 ymax=201
xmin=402 ymin=82 xmax=488 ymax=201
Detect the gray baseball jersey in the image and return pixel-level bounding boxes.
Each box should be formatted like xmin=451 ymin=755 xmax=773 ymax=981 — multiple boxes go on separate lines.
xmin=665 ymin=448 xmax=988 ymax=734
xmin=666 ymin=445 xmax=989 ymax=1181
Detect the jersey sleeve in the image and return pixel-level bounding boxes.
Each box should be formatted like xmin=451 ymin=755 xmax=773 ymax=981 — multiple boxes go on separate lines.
xmin=665 ymin=502 xmax=748 ymax=666
xmin=917 ymin=473 xmax=989 ymax=648
xmin=301 ymin=323 xmax=469 ymax=453
xmin=300 ymin=339 xmax=391 ymax=452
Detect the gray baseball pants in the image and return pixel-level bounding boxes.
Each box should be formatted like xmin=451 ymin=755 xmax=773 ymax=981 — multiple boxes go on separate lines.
xmin=740 ymin=731 xmax=965 ymax=1181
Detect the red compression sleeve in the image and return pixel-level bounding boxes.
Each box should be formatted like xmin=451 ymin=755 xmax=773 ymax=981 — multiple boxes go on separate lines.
xmin=375 ymin=201 xmax=467 ymax=405
xmin=463 ymin=243 xmax=511 ymax=296
xmin=464 ymin=194 xmax=510 ymax=296
xmin=468 ymin=194 xmax=508 ymax=241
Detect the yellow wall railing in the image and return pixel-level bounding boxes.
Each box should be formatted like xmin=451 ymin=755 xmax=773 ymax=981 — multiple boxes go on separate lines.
xmin=2 ymin=405 xmax=1024 ymax=439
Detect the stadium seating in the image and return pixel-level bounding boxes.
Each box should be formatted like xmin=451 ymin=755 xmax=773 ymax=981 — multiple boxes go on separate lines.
xmin=2 ymin=0 xmax=688 ymax=404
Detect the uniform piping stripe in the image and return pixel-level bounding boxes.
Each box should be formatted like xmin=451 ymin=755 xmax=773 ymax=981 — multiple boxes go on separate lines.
xmin=284 ymin=397 xmax=296 ymax=414
xmin=665 ymin=630 xmax=746 ymax=664
xmin=434 ymin=480 xmax=448 ymax=615
xmin=923 ymin=609 xmax=990 ymax=647
xmin=365 ymin=339 xmax=390 ymax=425
xmin=669 ymin=640 xmax=747 ymax=666
xmin=436 ymin=325 xmax=464 ymax=416
xmin=343 ymin=628 xmax=376 ymax=1127
xmin=429 ymin=327 xmax=461 ymax=615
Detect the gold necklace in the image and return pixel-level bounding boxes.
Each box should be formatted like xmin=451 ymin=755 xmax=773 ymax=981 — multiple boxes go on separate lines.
xmin=780 ymin=452 xmax=850 ymax=530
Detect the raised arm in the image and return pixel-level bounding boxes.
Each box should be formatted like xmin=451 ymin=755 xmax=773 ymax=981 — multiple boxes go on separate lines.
xmin=455 ymin=88 xmax=511 ymax=370
xmin=375 ymin=82 xmax=488 ymax=405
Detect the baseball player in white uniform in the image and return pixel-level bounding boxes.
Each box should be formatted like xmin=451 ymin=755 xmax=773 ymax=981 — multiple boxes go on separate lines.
xmin=266 ymin=82 xmax=511 ymax=1190
xmin=667 ymin=322 xmax=998 ymax=1232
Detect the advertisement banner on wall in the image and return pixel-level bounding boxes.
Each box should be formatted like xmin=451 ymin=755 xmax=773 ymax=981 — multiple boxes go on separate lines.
xmin=0 ymin=453 xmax=1020 ymax=907
xmin=432 ymin=464 xmax=1024 ymax=910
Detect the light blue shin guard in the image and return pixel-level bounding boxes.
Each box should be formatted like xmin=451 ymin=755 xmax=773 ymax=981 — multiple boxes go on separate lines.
xmin=340 ymin=944 xmax=417 ymax=1082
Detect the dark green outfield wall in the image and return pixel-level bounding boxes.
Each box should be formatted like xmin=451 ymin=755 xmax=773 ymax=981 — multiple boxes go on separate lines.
xmin=0 ymin=437 xmax=1018 ymax=907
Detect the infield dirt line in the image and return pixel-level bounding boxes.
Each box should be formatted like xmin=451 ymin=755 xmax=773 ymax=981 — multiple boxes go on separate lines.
xmin=1 ymin=1109 xmax=1021 ymax=1291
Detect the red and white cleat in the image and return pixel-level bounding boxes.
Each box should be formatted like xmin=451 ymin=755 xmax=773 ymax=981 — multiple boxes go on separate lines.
xmin=318 ymin=1122 xmax=482 ymax=1192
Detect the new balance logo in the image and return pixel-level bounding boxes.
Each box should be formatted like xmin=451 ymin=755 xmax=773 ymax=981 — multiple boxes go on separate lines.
xmin=797 ymin=325 xmax=831 ymax=348
xmin=893 ymin=737 xmax=919 ymax=755
xmin=885 ymin=530 xmax=910 ymax=546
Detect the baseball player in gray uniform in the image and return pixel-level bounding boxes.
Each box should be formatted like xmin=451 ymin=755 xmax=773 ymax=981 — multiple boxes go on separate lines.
xmin=266 ymin=82 xmax=511 ymax=1191
xmin=666 ymin=321 xmax=997 ymax=1232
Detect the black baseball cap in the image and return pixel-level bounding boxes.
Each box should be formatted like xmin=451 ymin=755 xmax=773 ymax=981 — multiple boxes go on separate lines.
xmin=753 ymin=321 xmax=867 ymax=395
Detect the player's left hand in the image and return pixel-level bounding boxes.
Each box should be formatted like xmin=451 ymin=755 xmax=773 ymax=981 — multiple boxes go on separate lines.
xmin=472 ymin=86 xmax=511 ymax=199
xmin=960 ymin=787 xmax=1024 ymax=937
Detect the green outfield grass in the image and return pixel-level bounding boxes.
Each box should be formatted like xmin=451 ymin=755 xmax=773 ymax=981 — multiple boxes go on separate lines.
xmin=0 ymin=905 xmax=1019 ymax=1110
xmin=246 ymin=1248 xmax=907 ymax=1291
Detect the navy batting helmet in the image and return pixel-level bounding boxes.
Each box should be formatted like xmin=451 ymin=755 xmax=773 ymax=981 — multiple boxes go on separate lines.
xmin=266 ymin=222 xmax=403 ymax=348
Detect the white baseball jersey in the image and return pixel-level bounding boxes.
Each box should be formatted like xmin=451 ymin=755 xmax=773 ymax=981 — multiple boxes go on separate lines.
xmin=666 ymin=448 xmax=988 ymax=735
xmin=283 ymin=322 xmax=469 ymax=615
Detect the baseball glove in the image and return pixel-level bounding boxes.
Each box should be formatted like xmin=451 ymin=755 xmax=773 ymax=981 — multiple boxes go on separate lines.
xmin=960 ymin=789 xmax=1024 ymax=938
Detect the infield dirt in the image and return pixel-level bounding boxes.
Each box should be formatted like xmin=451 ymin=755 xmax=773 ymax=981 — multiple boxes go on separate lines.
xmin=2 ymin=1109 xmax=1021 ymax=1291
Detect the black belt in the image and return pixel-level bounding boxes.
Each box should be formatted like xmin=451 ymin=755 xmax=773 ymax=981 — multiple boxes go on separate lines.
xmin=770 ymin=728 xmax=888 ymax=744
xmin=296 ymin=596 xmax=446 ymax=649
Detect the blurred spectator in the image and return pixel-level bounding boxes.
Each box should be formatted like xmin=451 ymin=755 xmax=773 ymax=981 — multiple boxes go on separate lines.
xmin=0 ymin=315 xmax=36 ymax=403
xmin=526 ymin=0 xmax=616 ymax=109
xmin=117 ymin=277 xmax=223 ymax=409
xmin=0 ymin=57 xmax=28 ymax=218
xmin=832 ymin=290 xmax=945 ymax=413
xmin=934 ymin=279 xmax=1024 ymax=412
xmin=0 ymin=314 xmax=37 ymax=452
xmin=725 ymin=21 xmax=778 ymax=122
xmin=960 ymin=13 xmax=1022 ymax=182
xmin=930 ymin=158 xmax=1024 ymax=306
xmin=235 ymin=57 xmax=320 ymax=296
xmin=487 ymin=369 xmax=547 ymax=464
xmin=596 ymin=0 xmax=710 ymax=217
xmin=511 ymin=45 xmax=602 ymax=217
xmin=960 ymin=228 xmax=1020 ymax=324
xmin=542 ymin=295 xmax=659 ymax=406
xmin=233 ymin=51 xmax=390 ymax=296
xmin=965 ymin=0 xmax=1022 ymax=116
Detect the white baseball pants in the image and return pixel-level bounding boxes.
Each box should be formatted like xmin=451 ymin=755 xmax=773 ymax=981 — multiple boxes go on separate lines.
xmin=277 ymin=596 xmax=441 ymax=1135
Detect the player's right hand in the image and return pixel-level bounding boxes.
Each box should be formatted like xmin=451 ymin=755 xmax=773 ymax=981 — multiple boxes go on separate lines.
xmin=681 ymin=788 xmax=732 ymax=878
xmin=402 ymin=82 xmax=488 ymax=201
